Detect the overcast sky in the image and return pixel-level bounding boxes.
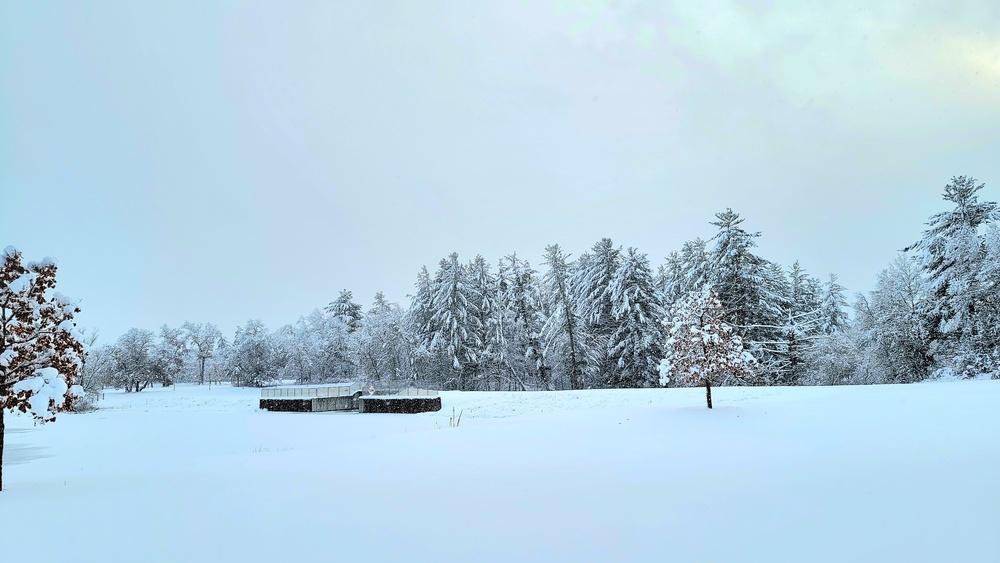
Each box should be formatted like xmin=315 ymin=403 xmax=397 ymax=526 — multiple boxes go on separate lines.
xmin=2 ymin=0 xmax=999 ymax=342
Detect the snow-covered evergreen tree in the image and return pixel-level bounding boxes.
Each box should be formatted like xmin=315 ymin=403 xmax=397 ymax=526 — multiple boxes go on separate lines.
xmin=656 ymin=250 xmax=686 ymax=312
xmin=570 ymin=238 xmax=623 ymax=385
xmin=769 ymin=261 xmax=824 ymax=385
xmin=425 ymin=253 xmax=482 ymax=390
xmin=819 ymin=274 xmax=849 ymax=334
xmin=707 ymin=210 xmax=772 ymax=342
xmin=326 ymin=290 xmax=364 ymax=333
xmin=497 ymin=254 xmax=551 ymax=389
xmin=660 ymin=287 xmax=756 ymax=408
xmin=408 ymin=266 xmax=435 ymax=349
xmin=467 ymin=255 xmax=499 ymax=389
xmin=971 ymin=225 xmax=1000 ymax=377
xmin=607 ymin=248 xmax=665 ymax=388
xmin=704 ymin=210 xmax=792 ymax=385
xmin=541 ymin=244 xmax=588 ymax=390
xmin=904 ymin=176 xmax=999 ymax=375
xmin=678 ymin=238 xmax=711 ymax=297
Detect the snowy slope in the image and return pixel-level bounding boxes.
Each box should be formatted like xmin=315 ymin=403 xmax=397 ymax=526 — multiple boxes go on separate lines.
xmin=2 ymin=382 xmax=998 ymax=562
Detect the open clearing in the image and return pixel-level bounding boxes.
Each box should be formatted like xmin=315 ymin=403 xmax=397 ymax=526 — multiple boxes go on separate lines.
xmin=3 ymin=381 xmax=999 ymax=562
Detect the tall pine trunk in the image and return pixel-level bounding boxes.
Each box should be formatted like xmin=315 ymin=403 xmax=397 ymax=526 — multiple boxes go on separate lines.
xmin=1 ymin=406 xmax=5 ymax=491
xmin=566 ymin=323 xmax=581 ymax=390
xmin=705 ymin=379 xmax=713 ymax=409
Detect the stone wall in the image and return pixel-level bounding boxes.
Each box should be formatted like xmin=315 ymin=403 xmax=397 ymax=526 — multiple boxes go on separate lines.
xmin=357 ymin=396 xmax=442 ymax=414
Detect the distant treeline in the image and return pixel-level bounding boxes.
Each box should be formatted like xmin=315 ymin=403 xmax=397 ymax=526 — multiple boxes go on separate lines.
xmin=80 ymin=176 xmax=1000 ymax=395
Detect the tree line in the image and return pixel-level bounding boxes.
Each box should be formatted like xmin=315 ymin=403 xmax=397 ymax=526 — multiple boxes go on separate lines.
xmin=5 ymin=175 xmax=996 ymax=490
xmin=78 ymin=176 xmax=1000 ymax=395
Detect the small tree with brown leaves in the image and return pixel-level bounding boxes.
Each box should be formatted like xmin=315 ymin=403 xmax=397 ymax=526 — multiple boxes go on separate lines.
xmin=0 ymin=246 xmax=84 ymax=491
xmin=659 ymin=287 xmax=756 ymax=408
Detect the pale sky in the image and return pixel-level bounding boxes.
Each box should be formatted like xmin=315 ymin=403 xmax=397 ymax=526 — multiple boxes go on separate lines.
xmin=2 ymin=1 xmax=999 ymax=342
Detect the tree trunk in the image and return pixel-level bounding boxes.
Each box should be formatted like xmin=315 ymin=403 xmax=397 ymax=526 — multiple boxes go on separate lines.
xmin=566 ymin=316 xmax=582 ymax=390
xmin=705 ymin=379 xmax=713 ymax=409
xmin=199 ymin=357 xmax=206 ymax=385
xmin=1 ymin=407 xmax=5 ymax=491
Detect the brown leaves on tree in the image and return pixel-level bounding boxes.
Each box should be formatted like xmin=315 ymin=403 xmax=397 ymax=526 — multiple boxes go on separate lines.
xmin=660 ymin=286 xmax=757 ymax=407
xmin=1 ymin=246 xmax=84 ymax=422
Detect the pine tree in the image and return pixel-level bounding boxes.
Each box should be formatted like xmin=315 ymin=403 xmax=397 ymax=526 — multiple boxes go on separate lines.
xmin=409 ymin=266 xmax=434 ymax=348
xmin=656 ymin=251 xmax=685 ymax=311
xmin=755 ymin=262 xmax=791 ymax=383
xmin=607 ymin=248 xmax=666 ymax=388
xmin=370 ymin=291 xmax=392 ymax=315
xmin=707 ymin=210 xmax=769 ymax=339
xmin=407 ymin=265 xmax=449 ymax=389
xmin=678 ymin=238 xmax=711 ymax=296
xmin=973 ymin=225 xmax=1000 ymax=377
xmin=571 ymin=238 xmax=623 ymax=385
xmin=326 ymin=290 xmax=364 ymax=333
xmin=467 ymin=255 xmax=499 ymax=389
xmin=541 ymin=244 xmax=587 ymax=390
xmin=426 ymin=253 xmax=482 ymax=390
xmin=771 ymin=261 xmax=823 ymax=385
xmin=660 ymin=287 xmax=756 ymax=408
xmin=707 ymin=210 xmax=785 ymax=383
xmin=498 ymin=254 xmax=549 ymax=390
xmin=819 ymin=274 xmax=849 ymax=334
xmin=904 ymin=176 xmax=998 ymax=367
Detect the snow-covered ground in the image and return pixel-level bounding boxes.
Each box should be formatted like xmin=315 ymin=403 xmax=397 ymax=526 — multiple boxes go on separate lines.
xmin=3 ymin=381 xmax=999 ymax=562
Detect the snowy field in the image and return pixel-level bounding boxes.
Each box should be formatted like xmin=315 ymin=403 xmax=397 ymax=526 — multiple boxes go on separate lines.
xmin=3 ymin=381 xmax=999 ymax=562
